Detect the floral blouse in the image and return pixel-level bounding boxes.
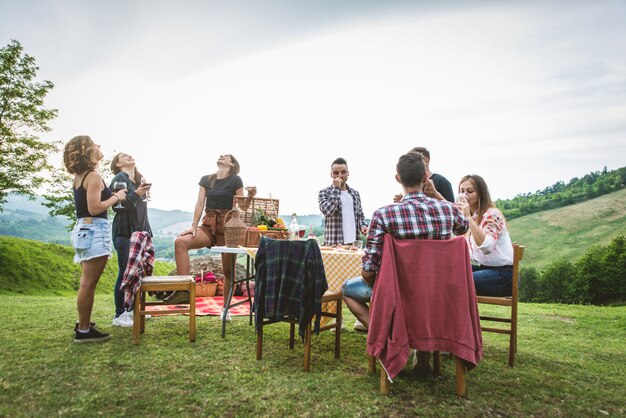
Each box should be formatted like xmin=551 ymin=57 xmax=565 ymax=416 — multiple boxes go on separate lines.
xmin=468 ymin=207 xmax=514 ymax=267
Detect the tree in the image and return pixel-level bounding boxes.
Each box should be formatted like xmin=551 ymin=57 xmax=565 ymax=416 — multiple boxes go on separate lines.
xmin=0 ymin=40 xmax=59 ymax=212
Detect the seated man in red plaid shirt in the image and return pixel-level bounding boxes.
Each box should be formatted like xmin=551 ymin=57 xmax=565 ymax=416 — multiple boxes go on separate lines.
xmin=342 ymin=152 xmax=469 ymax=332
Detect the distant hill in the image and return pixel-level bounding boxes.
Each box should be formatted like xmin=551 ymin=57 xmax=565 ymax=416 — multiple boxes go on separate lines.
xmin=497 ymin=166 xmax=625 ymax=220
xmin=508 ymin=188 xmax=626 ymax=269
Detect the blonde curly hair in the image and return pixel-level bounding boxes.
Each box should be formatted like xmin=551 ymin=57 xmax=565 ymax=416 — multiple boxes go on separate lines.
xmin=63 ymin=136 xmax=102 ymax=174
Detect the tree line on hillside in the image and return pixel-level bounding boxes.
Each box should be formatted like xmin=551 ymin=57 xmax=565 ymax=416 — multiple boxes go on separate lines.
xmin=519 ymin=236 xmax=625 ymax=305
xmin=496 ymin=166 xmax=626 ymax=220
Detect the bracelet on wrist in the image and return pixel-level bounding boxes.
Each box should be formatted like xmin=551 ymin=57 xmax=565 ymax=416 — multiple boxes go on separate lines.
xmin=191 ymin=222 xmax=198 ymax=227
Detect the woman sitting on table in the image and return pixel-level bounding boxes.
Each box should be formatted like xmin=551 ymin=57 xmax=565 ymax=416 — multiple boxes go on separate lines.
xmin=173 ymin=154 xmax=256 ymax=321
xmin=455 ymin=174 xmax=514 ymax=297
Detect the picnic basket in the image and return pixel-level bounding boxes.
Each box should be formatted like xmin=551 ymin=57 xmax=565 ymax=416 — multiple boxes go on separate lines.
xmin=232 ymin=196 xmax=285 ymax=246
xmin=193 ymin=270 xmax=218 ymax=297
xmin=232 ymin=196 xmax=279 ymax=227
xmin=196 ymin=282 xmax=217 ymax=297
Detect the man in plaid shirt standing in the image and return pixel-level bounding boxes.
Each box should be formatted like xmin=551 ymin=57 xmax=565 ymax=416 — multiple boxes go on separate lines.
xmin=318 ymin=157 xmax=368 ymax=246
xmin=342 ymin=152 xmax=469 ymax=332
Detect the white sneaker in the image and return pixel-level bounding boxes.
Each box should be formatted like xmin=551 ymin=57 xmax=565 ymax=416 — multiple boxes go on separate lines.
xmin=112 ymin=311 xmax=133 ymax=327
xmin=126 ymin=310 xmax=150 ymax=320
xmin=353 ymin=319 xmax=367 ymax=332
xmin=221 ymin=309 xmax=232 ymax=322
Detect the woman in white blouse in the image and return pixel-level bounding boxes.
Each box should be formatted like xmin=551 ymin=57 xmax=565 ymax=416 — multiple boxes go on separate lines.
xmin=455 ymin=174 xmax=514 ymax=296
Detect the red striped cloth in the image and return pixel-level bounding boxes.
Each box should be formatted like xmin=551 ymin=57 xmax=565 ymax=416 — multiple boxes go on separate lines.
xmin=146 ymin=296 xmax=252 ymax=316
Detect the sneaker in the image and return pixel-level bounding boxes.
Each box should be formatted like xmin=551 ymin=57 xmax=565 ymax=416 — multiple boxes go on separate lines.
xmin=74 ymin=327 xmax=111 ymax=343
xmin=221 ymin=309 xmax=232 ymax=322
xmin=124 ymin=310 xmax=151 ymax=321
xmin=112 ymin=311 xmax=133 ymax=328
xmin=353 ymin=319 xmax=367 ymax=332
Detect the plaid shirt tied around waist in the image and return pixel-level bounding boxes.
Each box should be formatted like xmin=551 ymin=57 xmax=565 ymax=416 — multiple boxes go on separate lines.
xmin=120 ymin=231 xmax=154 ymax=310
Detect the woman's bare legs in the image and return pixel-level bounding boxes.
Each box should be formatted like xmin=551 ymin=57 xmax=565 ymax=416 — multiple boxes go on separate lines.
xmin=174 ymin=231 xmax=212 ymax=274
xmin=77 ymin=256 xmax=108 ymax=330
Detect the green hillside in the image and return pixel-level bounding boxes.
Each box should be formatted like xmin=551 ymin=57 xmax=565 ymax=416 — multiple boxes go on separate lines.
xmin=508 ymin=188 xmax=626 ymax=269
xmin=0 ymin=236 xmax=174 ymax=295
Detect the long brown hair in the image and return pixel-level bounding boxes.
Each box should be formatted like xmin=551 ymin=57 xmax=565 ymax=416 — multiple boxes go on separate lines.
xmin=208 ymin=154 xmax=240 ymax=188
xmin=459 ymin=174 xmax=494 ymax=224
xmin=63 ymin=136 xmax=101 ymax=174
xmin=110 ymin=153 xmax=144 ymax=185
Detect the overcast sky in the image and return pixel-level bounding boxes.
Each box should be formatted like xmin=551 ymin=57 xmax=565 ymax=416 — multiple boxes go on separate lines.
xmin=1 ymin=0 xmax=625 ymax=216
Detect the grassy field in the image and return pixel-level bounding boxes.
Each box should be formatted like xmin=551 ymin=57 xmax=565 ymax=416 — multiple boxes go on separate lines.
xmin=508 ymin=188 xmax=626 ymax=269
xmin=0 ymin=295 xmax=624 ymax=417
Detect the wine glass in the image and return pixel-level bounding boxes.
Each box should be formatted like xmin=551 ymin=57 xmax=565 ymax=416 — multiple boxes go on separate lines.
xmin=141 ymin=178 xmax=151 ymax=202
xmin=113 ymin=181 xmax=126 ymax=208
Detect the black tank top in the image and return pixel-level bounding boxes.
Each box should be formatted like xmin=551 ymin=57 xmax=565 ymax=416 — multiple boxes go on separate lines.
xmin=74 ymin=171 xmax=112 ymax=219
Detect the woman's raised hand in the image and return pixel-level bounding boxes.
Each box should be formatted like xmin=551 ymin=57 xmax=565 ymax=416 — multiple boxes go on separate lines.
xmin=393 ymin=193 xmax=403 ymax=203
xmin=245 ymin=186 xmax=257 ymax=197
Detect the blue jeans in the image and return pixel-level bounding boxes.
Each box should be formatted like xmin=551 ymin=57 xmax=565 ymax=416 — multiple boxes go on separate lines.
xmin=113 ymin=236 xmax=131 ymax=317
xmin=342 ymin=277 xmax=372 ymax=303
xmin=472 ymin=265 xmax=513 ymax=297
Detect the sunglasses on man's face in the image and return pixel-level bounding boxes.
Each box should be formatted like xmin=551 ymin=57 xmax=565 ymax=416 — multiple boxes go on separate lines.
xmin=332 ymin=170 xmax=348 ymax=176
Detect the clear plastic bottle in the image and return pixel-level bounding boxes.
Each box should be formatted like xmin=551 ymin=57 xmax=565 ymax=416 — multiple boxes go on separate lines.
xmin=288 ymin=213 xmax=299 ymax=240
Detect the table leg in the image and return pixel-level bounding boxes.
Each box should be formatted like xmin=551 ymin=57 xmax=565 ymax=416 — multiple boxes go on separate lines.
xmin=222 ymin=254 xmax=237 ymax=338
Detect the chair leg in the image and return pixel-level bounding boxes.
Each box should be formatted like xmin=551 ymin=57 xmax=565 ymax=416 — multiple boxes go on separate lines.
xmin=368 ymin=355 xmax=376 ymax=374
xmin=289 ymin=323 xmax=295 ymax=350
xmin=334 ymin=297 xmax=342 ymax=359
xmin=139 ymin=290 xmax=146 ymax=334
xmin=380 ymin=367 xmax=390 ymax=395
xmin=455 ymin=357 xmax=466 ymax=397
xmin=189 ymin=283 xmax=196 ymax=343
xmin=433 ymin=351 xmax=441 ymax=376
xmin=256 ymin=324 xmax=263 ymax=360
xmin=132 ymin=288 xmax=141 ymax=345
xmin=508 ymin=331 xmax=516 ymax=367
xmin=303 ymin=321 xmax=312 ymax=372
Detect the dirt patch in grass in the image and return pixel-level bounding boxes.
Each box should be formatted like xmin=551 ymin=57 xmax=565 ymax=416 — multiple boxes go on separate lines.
xmin=541 ymin=314 xmax=575 ymax=324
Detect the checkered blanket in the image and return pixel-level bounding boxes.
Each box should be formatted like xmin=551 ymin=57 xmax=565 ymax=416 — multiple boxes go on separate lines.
xmin=146 ymin=296 xmax=252 ymax=316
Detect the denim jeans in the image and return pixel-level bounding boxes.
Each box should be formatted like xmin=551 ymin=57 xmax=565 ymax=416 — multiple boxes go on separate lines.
xmin=113 ymin=236 xmax=131 ymax=317
xmin=472 ymin=265 xmax=513 ymax=297
xmin=342 ymin=276 xmax=372 ymax=303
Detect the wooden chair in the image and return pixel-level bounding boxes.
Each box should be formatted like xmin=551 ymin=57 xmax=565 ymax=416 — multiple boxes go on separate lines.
xmin=254 ymin=237 xmax=342 ymax=371
xmin=476 ymin=243 xmax=525 ymax=367
xmin=256 ymin=291 xmax=342 ymax=372
xmin=368 ymin=352 xmax=467 ymax=396
xmin=132 ymin=275 xmax=196 ymax=345
xmin=366 ymin=236 xmax=482 ymax=397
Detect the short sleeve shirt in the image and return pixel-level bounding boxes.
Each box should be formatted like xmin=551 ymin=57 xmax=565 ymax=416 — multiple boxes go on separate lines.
xmin=199 ymin=174 xmax=243 ymax=209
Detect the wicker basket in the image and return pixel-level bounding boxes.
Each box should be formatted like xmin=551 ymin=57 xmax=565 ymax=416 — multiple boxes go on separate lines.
xmin=246 ymin=228 xmax=287 ymax=247
xmin=196 ymin=282 xmax=217 ymax=297
xmin=232 ymin=196 xmax=280 ymax=227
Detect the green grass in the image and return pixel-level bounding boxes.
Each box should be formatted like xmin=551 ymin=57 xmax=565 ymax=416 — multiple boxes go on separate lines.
xmin=0 ymin=236 xmax=174 ymax=295
xmin=508 ymin=188 xmax=626 ymax=269
xmin=0 ymin=295 xmax=624 ymax=417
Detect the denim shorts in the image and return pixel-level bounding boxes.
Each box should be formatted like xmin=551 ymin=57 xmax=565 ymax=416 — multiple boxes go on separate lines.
xmin=342 ymin=276 xmax=372 ymax=303
xmin=71 ymin=218 xmax=112 ymax=263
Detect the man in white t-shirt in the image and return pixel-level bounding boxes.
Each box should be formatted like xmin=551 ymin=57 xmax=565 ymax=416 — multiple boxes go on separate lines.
xmin=318 ymin=157 xmax=368 ymax=246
